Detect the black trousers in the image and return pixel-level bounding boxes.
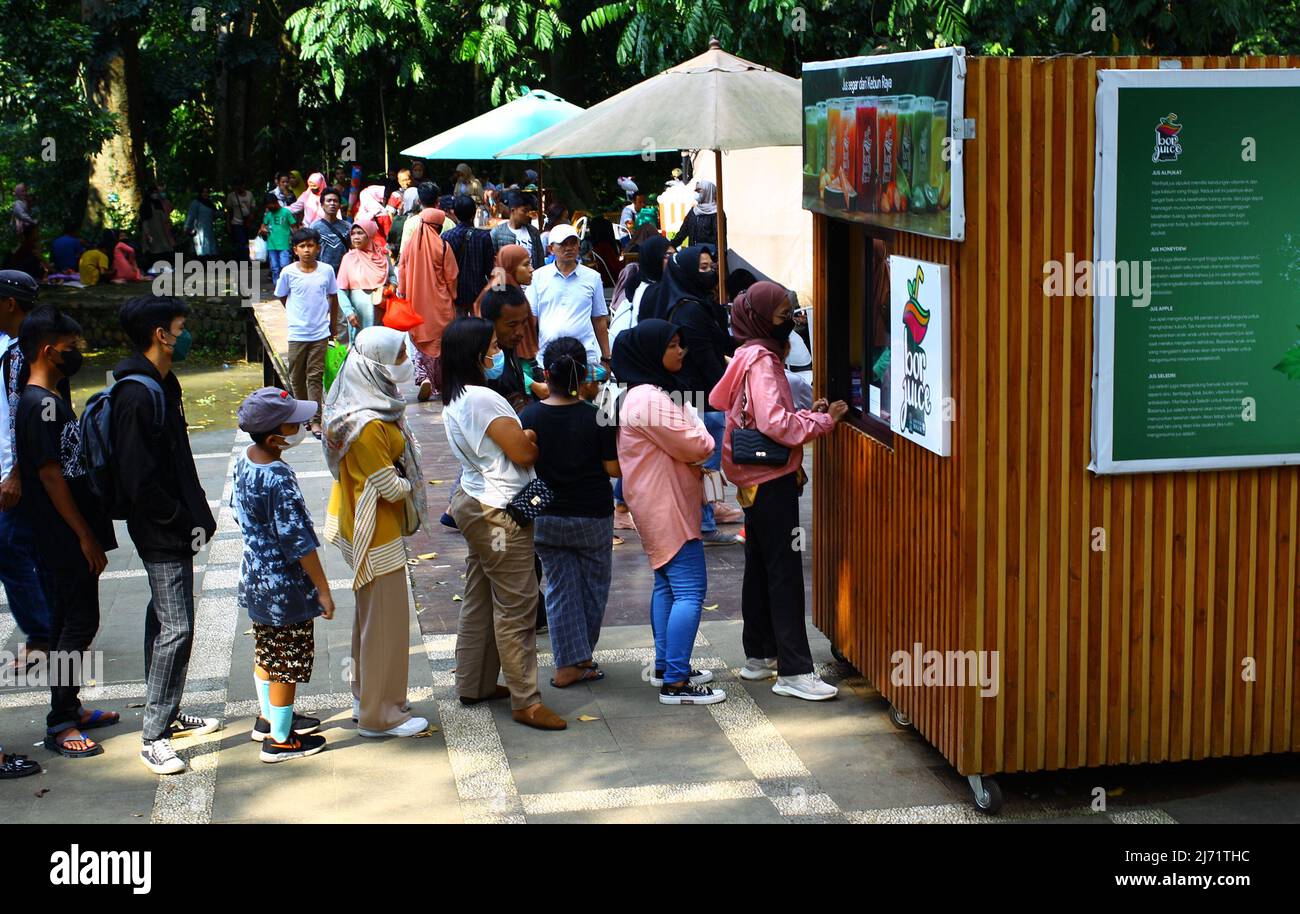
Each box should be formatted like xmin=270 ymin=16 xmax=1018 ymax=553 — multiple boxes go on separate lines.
xmin=740 ymin=472 xmax=813 ymax=676
xmin=46 ymin=561 xmax=101 ymax=732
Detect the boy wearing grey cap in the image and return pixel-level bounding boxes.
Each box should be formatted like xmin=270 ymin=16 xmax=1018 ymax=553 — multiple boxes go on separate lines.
xmin=232 ymin=387 xmax=337 ymax=762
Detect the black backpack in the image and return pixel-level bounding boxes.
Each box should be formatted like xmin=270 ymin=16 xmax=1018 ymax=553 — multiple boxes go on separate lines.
xmin=79 ymin=375 xmax=166 ymax=519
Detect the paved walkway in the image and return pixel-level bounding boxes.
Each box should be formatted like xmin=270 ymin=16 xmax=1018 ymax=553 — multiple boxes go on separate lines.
xmin=2 ymin=398 xmax=1297 ymax=823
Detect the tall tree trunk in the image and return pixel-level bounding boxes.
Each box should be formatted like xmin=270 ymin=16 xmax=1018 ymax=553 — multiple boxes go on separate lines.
xmin=82 ymin=2 xmax=145 ymax=227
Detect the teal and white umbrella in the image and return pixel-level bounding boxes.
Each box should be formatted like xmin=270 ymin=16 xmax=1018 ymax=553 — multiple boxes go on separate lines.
xmin=400 ymin=88 xmax=585 ymax=161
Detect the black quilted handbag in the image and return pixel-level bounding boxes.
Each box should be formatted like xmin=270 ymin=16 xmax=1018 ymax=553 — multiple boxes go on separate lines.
xmin=730 ymin=371 xmax=790 ymax=466
xmin=506 ymin=477 xmax=554 ymax=526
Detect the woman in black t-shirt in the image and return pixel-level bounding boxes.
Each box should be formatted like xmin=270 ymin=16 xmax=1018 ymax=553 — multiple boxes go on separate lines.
xmin=520 ymin=337 xmax=621 ymax=689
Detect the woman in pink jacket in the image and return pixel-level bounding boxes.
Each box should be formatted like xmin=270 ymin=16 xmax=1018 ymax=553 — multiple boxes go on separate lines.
xmin=613 ymin=319 xmax=727 ymax=706
xmin=709 ymin=281 xmax=848 ymax=701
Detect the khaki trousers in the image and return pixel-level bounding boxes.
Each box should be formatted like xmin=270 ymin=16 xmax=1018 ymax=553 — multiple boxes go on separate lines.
xmin=350 ymin=568 xmax=413 ymax=731
xmin=287 ymin=338 xmax=327 ymax=423
xmin=449 ymin=488 xmax=541 ymax=711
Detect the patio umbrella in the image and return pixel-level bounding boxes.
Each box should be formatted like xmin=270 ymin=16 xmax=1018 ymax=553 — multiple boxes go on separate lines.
xmin=497 ymin=39 xmax=801 ymax=301
xmin=400 ymin=88 xmax=584 ymax=161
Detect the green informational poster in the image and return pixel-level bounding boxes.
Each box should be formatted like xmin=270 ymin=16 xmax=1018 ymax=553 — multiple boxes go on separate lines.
xmin=1091 ymin=68 xmax=1300 ymax=473
xmin=802 ymin=48 xmax=966 ymax=241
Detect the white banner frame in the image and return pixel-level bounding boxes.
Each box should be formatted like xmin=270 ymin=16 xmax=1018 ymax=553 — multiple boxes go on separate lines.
xmin=1090 ymin=67 xmax=1300 ymax=474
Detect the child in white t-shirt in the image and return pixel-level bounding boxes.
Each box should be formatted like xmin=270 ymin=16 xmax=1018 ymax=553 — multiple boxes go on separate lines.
xmin=275 ymin=228 xmax=342 ymax=435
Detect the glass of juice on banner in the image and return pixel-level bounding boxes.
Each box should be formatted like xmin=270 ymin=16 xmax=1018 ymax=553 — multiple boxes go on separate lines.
xmin=814 ymin=102 xmax=828 ymax=177
xmin=839 ymin=100 xmax=855 ymax=195
xmin=928 ymin=100 xmax=949 ymax=210
xmin=826 ymin=101 xmax=842 ymax=189
xmin=911 ymin=96 xmax=933 ymax=213
xmin=894 ymin=95 xmax=915 ymax=214
xmin=804 ymin=105 xmax=818 ymax=174
xmin=877 ymin=98 xmax=897 ymax=213
xmin=855 ymin=97 xmax=878 ymax=212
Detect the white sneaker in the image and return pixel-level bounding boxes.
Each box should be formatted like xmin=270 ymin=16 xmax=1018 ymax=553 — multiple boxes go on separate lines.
xmin=739 ymin=657 xmax=779 ymax=680
xmin=772 ymin=673 xmax=838 ymax=701
xmin=649 ymin=668 xmax=714 ymax=688
xmin=140 ymin=738 xmax=187 ymax=775
xmin=353 ymin=698 xmax=410 ymax=722
xmin=358 ymin=716 xmax=429 ymax=738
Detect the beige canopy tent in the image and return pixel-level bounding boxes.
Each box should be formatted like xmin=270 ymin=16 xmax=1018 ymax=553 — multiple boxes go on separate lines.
xmin=497 ymin=38 xmax=801 ymax=301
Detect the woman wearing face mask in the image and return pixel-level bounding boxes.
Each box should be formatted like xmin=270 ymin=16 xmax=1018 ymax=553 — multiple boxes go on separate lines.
xmin=322 ymin=327 xmax=430 ymax=738
xmin=708 ymin=281 xmax=849 ymax=701
xmin=441 ymin=316 xmax=566 ymax=730
xmin=638 ymin=244 xmax=741 ymax=543
xmin=669 ymin=179 xmax=719 ymax=249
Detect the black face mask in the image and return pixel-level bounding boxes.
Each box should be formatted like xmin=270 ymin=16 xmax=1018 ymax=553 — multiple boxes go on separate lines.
xmin=772 ymin=318 xmax=796 ymax=342
xmin=56 ymin=348 xmax=83 ymax=378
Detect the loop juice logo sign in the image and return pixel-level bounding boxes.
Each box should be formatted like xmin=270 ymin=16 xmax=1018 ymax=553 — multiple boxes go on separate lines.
xmin=889 ymin=255 xmax=951 ymax=456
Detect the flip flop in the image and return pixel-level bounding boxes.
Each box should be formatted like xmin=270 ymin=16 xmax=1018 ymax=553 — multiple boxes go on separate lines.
xmin=549 ymin=668 xmax=605 ymax=689
xmin=0 ymin=749 xmax=42 ymax=780
xmin=43 ymin=730 xmax=103 ymax=759
xmin=77 ymin=708 xmax=120 ymax=730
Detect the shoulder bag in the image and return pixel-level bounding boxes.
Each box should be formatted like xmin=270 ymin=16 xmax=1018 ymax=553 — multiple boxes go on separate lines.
xmin=730 ymin=366 xmax=790 ymax=466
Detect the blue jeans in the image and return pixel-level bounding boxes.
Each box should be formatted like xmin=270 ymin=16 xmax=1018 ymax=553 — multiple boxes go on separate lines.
xmin=700 ymin=410 xmax=726 ymax=533
xmin=268 ymin=248 xmax=292 ymax=286
xmin=0 ymin=508 xmax=52 ymax=645
xmin=650 ymin=539 xmax=706 ymax=683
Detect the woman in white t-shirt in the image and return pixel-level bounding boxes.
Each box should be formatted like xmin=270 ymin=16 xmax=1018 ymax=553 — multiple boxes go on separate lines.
xmin=441 ymin=317 xmax=567 ymax=731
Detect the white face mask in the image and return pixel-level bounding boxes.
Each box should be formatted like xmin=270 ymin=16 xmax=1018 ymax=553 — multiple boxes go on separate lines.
xmin=388 ymin=360 xmax=415 ymax=386
xmin=279 ymin=426 xmax=309 ymax=449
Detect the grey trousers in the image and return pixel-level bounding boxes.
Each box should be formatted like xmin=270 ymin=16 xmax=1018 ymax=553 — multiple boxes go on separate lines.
xmin=142 ymin=559 xmax=196 ymax=742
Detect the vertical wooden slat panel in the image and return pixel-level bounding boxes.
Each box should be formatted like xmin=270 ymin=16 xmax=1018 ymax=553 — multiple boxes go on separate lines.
xmin=811 ymin=54 xmax=1300 ymax=778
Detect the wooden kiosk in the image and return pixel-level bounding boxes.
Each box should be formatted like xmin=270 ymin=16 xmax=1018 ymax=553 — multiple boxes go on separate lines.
xmin=805 ymin=52 xmax=1300 ymax=812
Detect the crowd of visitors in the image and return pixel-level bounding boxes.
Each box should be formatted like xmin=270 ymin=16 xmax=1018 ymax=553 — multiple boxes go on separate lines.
xmin=0 ymin=160 xmax=843 ymax=777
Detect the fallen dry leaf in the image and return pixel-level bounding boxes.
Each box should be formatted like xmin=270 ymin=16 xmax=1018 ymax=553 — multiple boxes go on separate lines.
xmin=702 ymin=603 xmax=719 ymax=612
xmin=418 ymin=552 xmax=437 ymax=560
xmin=411 ymin=724 xmax=441 ymax=738
xmin=406 ymin=558 xmax=420 ymax=566
xmin=576 ymin=715 xmax=600 ymax=722
xmin=452 ymin=594 xmax=463 ymax=602
xmin=127 ymin=703 xmax=145 ymax=709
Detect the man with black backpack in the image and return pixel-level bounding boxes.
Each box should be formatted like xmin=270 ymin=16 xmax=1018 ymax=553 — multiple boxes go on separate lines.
xmin=109 ymin=296 xmax=219 ymax=775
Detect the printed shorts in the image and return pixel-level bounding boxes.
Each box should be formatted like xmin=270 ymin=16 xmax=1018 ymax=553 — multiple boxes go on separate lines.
xmin=253 ymin=620 xmax=316 ymax=683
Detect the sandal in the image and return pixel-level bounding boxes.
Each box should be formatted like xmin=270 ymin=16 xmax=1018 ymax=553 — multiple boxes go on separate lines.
xmin=549 ymin=668 xmax=605 ymax=689
xmin=77 ymin=708 xmax=120 ymax=730
xmin=0 ymin=749 xmax=42 ymax=780
xmin=44 ymin=729 xmax=103 ymax=759
xmin=578 ymin=661 xmax=600 ymax=670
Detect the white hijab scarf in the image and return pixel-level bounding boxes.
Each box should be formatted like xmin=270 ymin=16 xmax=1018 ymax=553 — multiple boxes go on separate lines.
xmin=322 ymin=326 xmax=427 ymax=521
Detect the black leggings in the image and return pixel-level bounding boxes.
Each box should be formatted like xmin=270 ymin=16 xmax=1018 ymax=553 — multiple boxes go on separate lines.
xmin=740 ymin=473 xmax=813 ymax=676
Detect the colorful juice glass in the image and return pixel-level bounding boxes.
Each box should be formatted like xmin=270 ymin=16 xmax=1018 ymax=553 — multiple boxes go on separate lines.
xmin=877 ymin=98 xmax=898 ymax=213
xmin=928 ymin=100 xmax=949 ymax=210
xmin=911 ymin=96 xmax=933 ymax=213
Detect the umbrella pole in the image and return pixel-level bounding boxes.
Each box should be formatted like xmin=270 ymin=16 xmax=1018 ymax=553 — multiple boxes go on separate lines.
xmin=537 ymin=157 xmax=545 ymax=230
xmin=714 ymin=147 xmax=728 ymax=304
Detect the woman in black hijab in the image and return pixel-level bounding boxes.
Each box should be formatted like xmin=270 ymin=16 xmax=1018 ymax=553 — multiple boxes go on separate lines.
xmin=637 ymin=245 xmax=739 ymax=545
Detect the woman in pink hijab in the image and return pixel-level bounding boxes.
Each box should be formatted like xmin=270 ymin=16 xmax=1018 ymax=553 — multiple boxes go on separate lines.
xmin=290 ymin=172 xmax=327 ymax=226
xmin=353 ymin=185 xmax=392 ymax=250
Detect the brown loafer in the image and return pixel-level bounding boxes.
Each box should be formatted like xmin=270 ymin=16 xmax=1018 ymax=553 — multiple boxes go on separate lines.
xmin=459 ymin=685 xmax=511 ymax=706
xmin=511 ymin=703 xmax=567 ymax=730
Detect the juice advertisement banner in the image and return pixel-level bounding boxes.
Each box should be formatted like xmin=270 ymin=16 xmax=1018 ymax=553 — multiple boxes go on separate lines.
xmin=1091 ymin=68 xmax=1300 ymax=473
xmin=802 ymin=48 xmax=965 ymax=240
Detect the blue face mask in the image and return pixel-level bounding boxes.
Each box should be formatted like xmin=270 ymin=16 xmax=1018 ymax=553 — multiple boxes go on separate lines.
xmin=484 ymin=350 xmax=506 ymax=380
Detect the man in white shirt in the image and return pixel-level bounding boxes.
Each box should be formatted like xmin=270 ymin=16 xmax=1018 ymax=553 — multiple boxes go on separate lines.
xmin=525 ymin=225 xmax=610 ymax=369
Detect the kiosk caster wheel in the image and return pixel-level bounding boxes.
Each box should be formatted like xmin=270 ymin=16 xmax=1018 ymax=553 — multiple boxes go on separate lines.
xmin=831 ymin=643 xmax=847 ymax=663
xmin=968 ymin=774 xmax=1003 ymax=814
xmin=888 ymin=704 xmax=912 ymax=730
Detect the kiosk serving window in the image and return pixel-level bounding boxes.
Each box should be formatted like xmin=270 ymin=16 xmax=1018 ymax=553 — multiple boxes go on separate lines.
xmin=825 ymin=219 xmax=893 ymax=444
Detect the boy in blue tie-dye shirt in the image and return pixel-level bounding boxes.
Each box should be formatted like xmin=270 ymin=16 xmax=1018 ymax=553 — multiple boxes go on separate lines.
xmin=232 ymin=387 xmax=337 ymax=763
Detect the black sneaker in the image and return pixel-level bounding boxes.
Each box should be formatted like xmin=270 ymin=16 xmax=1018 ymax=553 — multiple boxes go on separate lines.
xmin=250 ymin=713 xmax=321 ymax=742
xmin=658 ymin=682 xmax=727 ymax=706
xmin=259 ymin=732 xmax=327 ymax=763
xmin=167 ymin=712 xmax=221 ymax=738
xmin=650 ymin=668 xmax=714 ymax=688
